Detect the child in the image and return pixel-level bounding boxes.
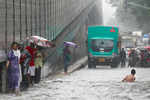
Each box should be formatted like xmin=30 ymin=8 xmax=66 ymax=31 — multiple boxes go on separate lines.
xmin=122 ymin=69 xmax=136 ymax=82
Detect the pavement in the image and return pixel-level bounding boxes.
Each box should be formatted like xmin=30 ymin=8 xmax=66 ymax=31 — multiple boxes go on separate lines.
xmin=47 ymin=56 xmax=88 ymax=79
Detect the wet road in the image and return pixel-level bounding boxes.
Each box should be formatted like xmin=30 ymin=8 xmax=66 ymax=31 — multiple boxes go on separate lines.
xmin=1 ymin=66 xmax=150 ymax=100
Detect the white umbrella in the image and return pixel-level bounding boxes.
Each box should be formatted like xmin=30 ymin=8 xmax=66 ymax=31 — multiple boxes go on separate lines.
xmin=27 ymin=36 xmax=55 ymax=81
xmin=27 ymin=36 xmax=55 ymax=47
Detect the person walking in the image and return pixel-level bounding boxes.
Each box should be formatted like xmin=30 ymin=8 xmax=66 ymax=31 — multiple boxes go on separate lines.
xmin=34 ymin=46 xmax=43 ymax=83
xmin=120 ymin=48 xmax=126 ymax=67
xmin=63 ymin=45 xmax=71 ymax=74
xmin=6 ymin=42 xmax=21 ymax=96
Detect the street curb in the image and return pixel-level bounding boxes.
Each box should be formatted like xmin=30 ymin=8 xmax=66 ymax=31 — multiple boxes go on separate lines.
xmin=45 ymin=56 xmax=88 ymax=80
xmin=69 ymin=56 xmax=88 ymax=73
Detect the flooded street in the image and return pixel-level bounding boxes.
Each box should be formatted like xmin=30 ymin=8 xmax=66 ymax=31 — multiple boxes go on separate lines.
xmin=0 ymin=0 xmax=149 ymax=100
xmin=1 ymin=66 xmax=150 ymax=100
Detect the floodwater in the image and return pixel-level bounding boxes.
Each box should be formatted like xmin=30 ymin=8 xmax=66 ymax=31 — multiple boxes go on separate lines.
xmin=1 ymin=66 xmax=150 ymax=100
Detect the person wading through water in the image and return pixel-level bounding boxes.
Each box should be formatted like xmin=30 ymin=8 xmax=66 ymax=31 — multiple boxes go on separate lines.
xmin=122 ymin=69 xmax=136 ymax=82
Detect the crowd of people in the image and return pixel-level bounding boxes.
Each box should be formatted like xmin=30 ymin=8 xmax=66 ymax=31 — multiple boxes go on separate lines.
xmin=6 ymin=42 xmax=43 ymax=96
xmin=120 ymin=47 xmax=150 ymax=67
xmin=5 ymin=41 xmax=72 ymax=96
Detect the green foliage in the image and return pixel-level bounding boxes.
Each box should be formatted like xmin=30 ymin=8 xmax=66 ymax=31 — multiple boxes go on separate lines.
xmin=108 ymin=0 xmax=150 ymax=32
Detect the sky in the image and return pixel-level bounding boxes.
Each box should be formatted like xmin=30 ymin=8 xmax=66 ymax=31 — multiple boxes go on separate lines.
xmin=102 ymin=0 xmax=117 ymax=25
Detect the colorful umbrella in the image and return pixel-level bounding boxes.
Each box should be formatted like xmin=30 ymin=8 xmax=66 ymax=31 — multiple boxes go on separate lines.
xmin=64 ymin=41 xmax=79 ymax=48
xmin=27 ymin=36 xmax=55 ymax=47
xmin=144 ymin=46 xmax=150 ymax=51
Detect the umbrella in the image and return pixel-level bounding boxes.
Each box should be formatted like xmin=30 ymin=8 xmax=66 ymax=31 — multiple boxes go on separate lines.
xmin=64 ymin=41 xmax=79 ymax=48
xmin=144 ymin=46 xmax=150 ymax=51
xmin=27 ymin=36 xmax=55 ymax=47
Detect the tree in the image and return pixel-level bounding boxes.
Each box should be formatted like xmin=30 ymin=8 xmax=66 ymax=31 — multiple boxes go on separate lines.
xmin=108 ymin=0 xmax=150 ymax=33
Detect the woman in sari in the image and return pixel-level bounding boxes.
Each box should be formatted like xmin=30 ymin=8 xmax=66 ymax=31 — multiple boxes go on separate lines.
xmin=6 ymin=42 xmax=21 ymax=95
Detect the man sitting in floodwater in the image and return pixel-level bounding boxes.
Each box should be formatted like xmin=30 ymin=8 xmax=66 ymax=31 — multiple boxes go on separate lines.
xmin=122 ymin=69 xmax=136 ymax=82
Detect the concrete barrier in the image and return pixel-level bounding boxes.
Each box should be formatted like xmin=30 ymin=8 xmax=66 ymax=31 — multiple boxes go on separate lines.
xmin=42 ymin=56 xmax=88 ymax=80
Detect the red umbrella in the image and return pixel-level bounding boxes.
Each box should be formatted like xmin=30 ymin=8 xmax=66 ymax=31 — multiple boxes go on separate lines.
xmin=27 ymin=36 xmax=55 ymax=47
xmin=144 ymin=46 xmax=150 ymax=51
